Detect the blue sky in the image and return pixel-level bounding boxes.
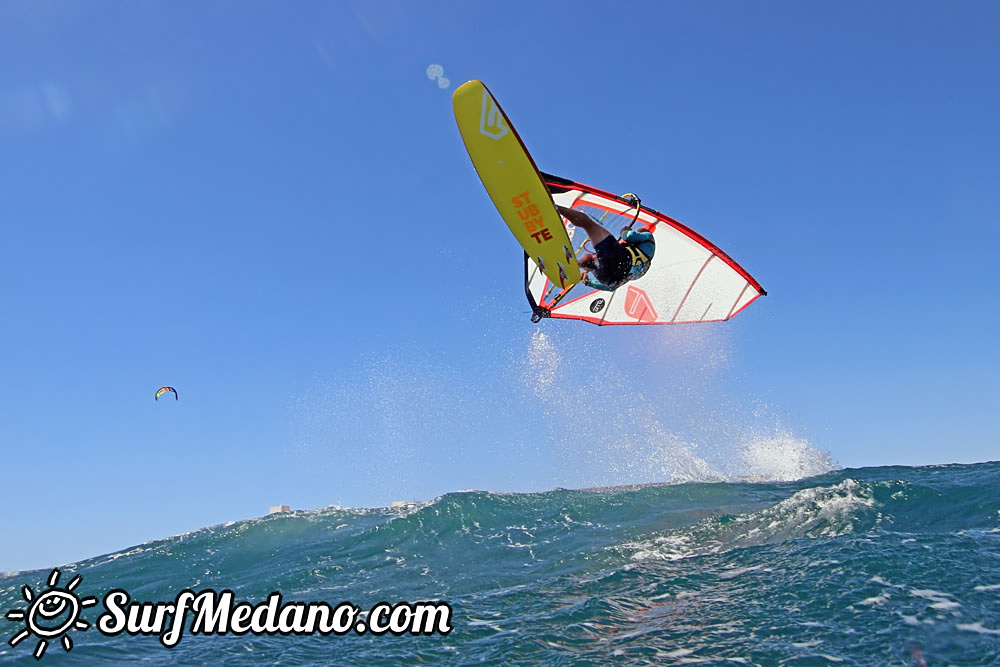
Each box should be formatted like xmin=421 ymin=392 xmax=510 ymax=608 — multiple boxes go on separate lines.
xmin=1 ymin=1 xmax=997 ymax=572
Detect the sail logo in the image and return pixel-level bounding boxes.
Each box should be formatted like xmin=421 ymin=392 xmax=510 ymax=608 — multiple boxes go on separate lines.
xmin=624 ymin=286 xmax=657 ymax=322
xmin=479 ymin=90 xmax=509 ymax=140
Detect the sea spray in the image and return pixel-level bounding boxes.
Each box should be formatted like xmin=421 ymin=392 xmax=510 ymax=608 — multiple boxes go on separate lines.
xmin=737 ymin=428 xmax=837 ymax=481
xmin=519 ymin=328 xmax=834 ymax=487
xmin=286 ymin=324 xmax=834 ymax=513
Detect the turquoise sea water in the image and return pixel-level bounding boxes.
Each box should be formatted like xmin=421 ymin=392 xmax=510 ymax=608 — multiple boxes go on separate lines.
xmin=2 ymin=462 xmax=998 ymax=665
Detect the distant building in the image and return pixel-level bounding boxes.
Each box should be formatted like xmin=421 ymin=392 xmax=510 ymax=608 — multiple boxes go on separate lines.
xmin=269 ymin=505 xmax=291 ymax=515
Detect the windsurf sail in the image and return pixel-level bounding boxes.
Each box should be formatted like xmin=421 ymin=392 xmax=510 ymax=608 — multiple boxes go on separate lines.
xmin=527 ymin=173 xmax=766 ymax=326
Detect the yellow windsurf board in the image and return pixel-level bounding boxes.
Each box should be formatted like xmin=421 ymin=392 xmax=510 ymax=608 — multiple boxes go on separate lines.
xmin=452 ymin=80 xmax=579 ymax=289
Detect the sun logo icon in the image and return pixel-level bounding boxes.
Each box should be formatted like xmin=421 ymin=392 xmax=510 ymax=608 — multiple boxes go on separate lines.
xmin=5 ymin=568 xmax=97 ymax=659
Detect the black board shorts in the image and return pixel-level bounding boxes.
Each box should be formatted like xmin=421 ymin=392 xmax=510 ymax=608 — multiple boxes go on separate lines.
xmin=592 ymin=237 xmax=632 ymax=288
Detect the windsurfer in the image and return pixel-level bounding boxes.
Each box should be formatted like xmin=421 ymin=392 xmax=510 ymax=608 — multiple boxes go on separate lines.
xmin=556 ymin=205 xmax=655 ymax=291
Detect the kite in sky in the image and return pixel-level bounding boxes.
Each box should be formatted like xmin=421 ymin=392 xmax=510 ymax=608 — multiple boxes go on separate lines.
xmin=154 ymin=387 xmax=178 ymax=401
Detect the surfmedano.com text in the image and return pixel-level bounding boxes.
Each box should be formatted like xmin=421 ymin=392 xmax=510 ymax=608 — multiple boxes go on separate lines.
xmin=97 ymin=589 xmax=453 ymax=647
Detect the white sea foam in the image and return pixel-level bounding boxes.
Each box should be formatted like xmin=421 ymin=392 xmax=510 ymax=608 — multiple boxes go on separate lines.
xmin=718 ymin=565 xmax=768 ymax=580
xmin=628 ymin=479 xmax=875 ymax=561
xmin=662 ymin=648 xmax=695 ymax=658
xmin=957 ymin=622 xmax=1000 ymax=635
xmin=468 ymin=618 xmax=505 ymax=633
xmin=858 ymin=592 xmax=891 ymax=606
xmin=910 ymin=589 xmax=961 ymax=612
xmin=911 ymin=589 xmax=954 ymax=599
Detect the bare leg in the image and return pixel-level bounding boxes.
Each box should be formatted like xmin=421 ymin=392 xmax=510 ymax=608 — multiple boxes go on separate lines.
xmin=556 ymin=205 xmax=614 ymax=248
